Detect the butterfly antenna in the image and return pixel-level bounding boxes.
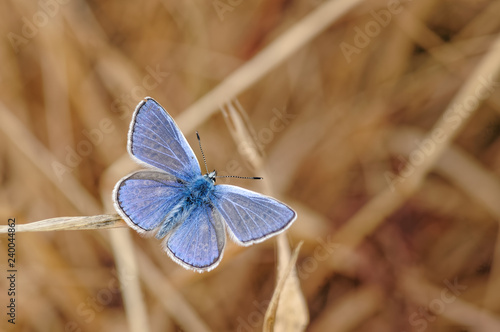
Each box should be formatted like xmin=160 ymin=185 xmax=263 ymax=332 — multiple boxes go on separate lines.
xmin=196 ymin=131 xmax=210 ymax=174
xmin=216 ymin=175 xmax=263 ymax=180
xmin=197 ymin=131 xmax=261 ymax=180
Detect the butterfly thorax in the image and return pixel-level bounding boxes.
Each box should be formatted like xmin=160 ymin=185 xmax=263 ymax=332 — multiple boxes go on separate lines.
xmin=184 ymin=174 xmax=215 ymax=206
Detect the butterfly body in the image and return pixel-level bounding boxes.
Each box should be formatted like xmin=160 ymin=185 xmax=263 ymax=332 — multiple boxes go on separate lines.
xmin=113 ymin=97 xmax=297 ymax=272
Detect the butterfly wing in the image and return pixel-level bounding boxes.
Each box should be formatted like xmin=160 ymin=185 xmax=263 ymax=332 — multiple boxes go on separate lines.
xmin=212 ymin=185 xmax=296 ymax=245
xmin=113 ymin=170 xmax=185 ymax=233
xmin=128 ymin=97 xmax=201 ymax=182
xmin=165 ymin=204 xmax=226 ymax=272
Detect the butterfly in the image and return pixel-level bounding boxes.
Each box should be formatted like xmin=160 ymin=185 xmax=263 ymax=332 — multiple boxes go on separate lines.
xmin=113 ymin=97 xmax=297 ymax=272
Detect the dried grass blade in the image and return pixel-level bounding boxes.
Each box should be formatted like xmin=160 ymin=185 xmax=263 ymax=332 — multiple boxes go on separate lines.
xmin=0 ymin=214 xmax=124 ymax=233
xmin=263 ymin=241 xmax=305 ymax=332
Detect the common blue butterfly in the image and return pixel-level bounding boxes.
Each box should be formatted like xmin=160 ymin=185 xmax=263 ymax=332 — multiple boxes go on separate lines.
xmin=113 ymin=97 xmax=297 ymax=272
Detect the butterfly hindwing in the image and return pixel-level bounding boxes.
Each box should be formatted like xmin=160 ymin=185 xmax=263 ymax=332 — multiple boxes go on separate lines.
xmin=128 ymin=97 xmax=201 ymax=182
xmin=165 ymin=204 xmax=226 ymax=272
xmin=114 ymin=170 xmax=185 ymax=233
xmin=212 ymin=185 xmax=296 ymax=245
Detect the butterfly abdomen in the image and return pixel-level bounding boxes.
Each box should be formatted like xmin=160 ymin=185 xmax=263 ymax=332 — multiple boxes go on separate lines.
xmin=155 ymin=201 xmax=191 ymax=239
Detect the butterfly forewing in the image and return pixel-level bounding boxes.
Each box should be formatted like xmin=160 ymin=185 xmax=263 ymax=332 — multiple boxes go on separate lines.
xmin=129 ymin=98 xmax=201 ymax=182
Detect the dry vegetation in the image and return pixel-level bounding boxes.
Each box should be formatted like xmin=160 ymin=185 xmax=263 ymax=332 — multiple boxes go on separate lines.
xmin=1 ymin=0 xmax=500 ymax=331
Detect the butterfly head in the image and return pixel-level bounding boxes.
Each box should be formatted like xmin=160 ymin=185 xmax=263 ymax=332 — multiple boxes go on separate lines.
xmin=205 ymin=170 xmax=217 ymax=183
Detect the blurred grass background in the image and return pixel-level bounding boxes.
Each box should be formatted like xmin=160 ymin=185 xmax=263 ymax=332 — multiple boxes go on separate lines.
xmin=1 ymin=0 xmax=500 ymax=331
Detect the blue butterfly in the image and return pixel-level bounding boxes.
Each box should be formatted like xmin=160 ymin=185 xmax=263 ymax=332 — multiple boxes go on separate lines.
xmin=113 ymin=97 xmax=297 ymax=272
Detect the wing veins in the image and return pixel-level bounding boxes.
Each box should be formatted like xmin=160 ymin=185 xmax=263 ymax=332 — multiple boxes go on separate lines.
xmin=149 ymin=110 xmax=190 ymax=163
xmin=227 ymin=201 xmax=254 ymax=237
xmin=132 ymin=153 xmax=184 ymax=174
xmin=150 ymin=110 xmax=181 ymax=142
xmin=135 ymin=124 xmax=177 ymax=154
xmin=124 ymin=196 xmax=174 ymax=216
xmin=134 ymin=132 xmax=179 ymax=160
xmin=228 ymin=198 xmax=273 ymax=230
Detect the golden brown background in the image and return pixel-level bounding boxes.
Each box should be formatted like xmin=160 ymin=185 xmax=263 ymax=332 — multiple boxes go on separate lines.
xmin=1 ymin=0 xmax=500 ymax=331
